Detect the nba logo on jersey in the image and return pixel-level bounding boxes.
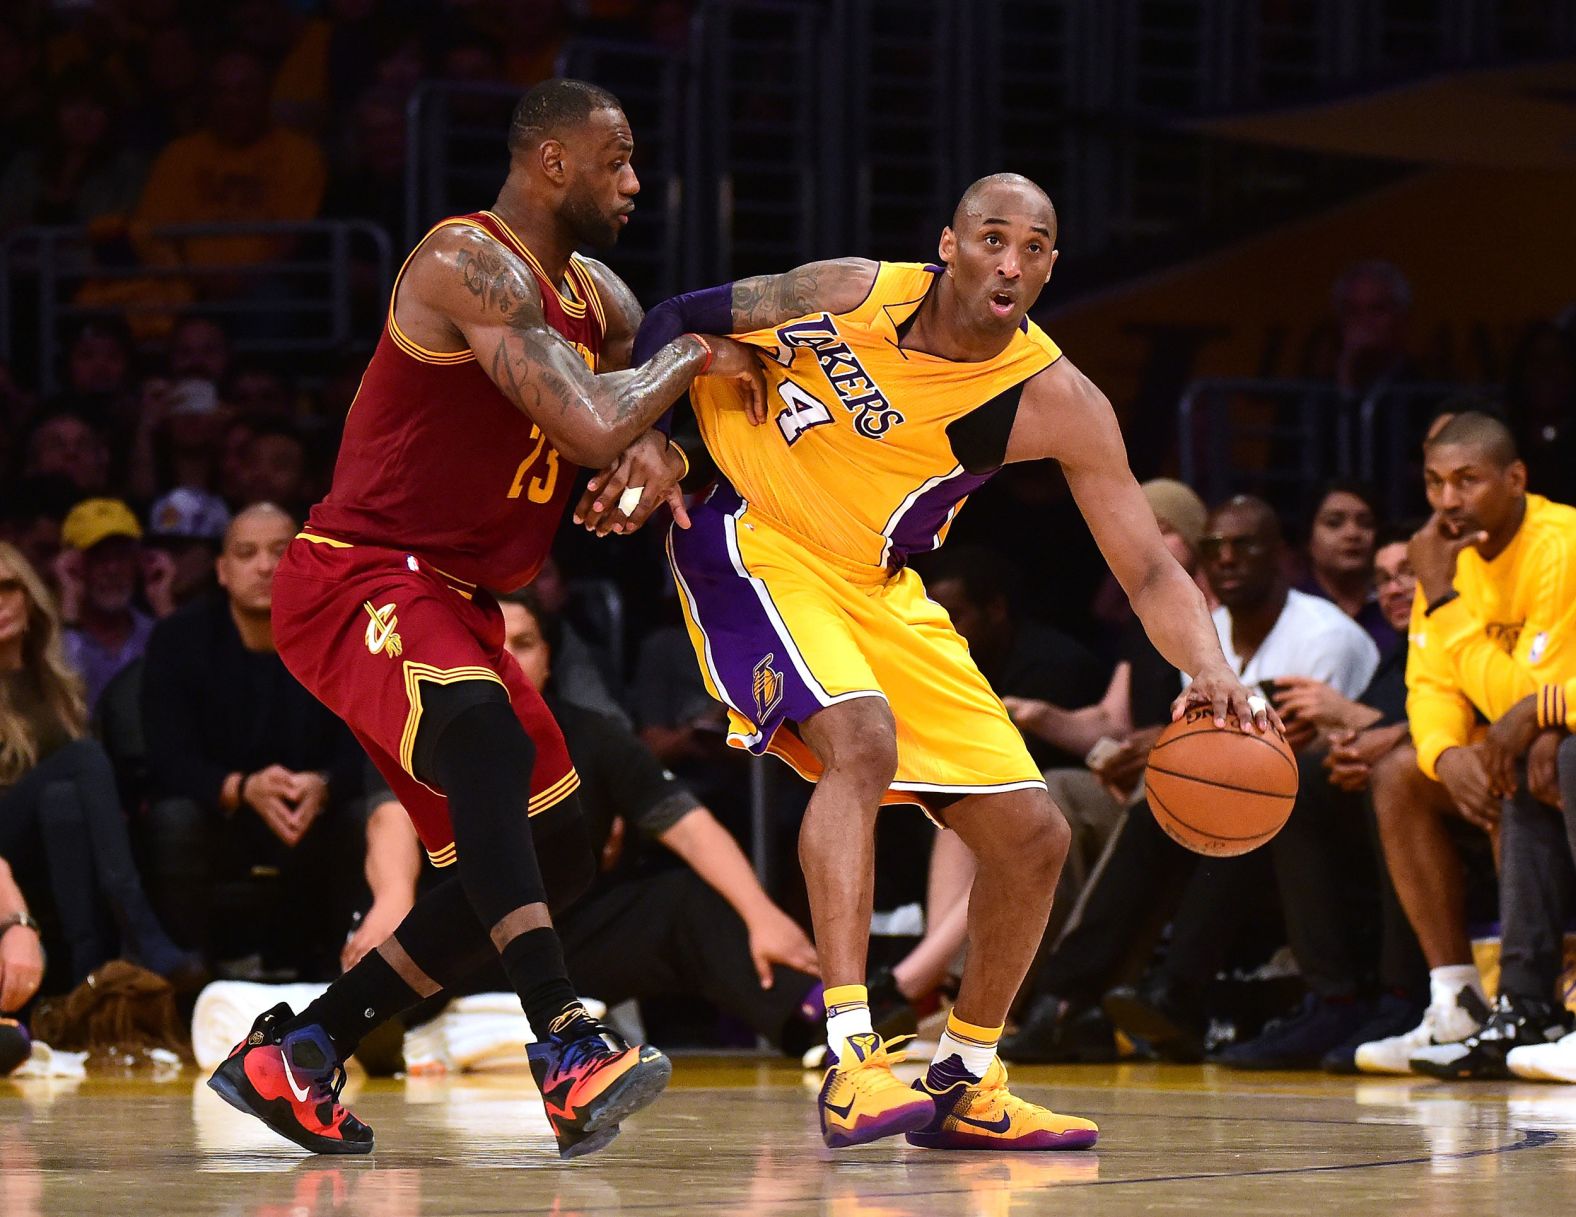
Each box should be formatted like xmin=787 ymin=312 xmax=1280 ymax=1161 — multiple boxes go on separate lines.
xmin=753 ymin=654 xmax=785 ymax=720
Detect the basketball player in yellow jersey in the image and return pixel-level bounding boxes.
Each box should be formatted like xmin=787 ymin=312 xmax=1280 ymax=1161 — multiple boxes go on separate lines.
xmin=619 ymin=174 xmax=1273 ymax=1150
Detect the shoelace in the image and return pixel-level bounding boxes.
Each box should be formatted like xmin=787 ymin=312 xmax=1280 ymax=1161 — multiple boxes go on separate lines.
xmin=843 ymin=1034 xmax=914 ymax=1086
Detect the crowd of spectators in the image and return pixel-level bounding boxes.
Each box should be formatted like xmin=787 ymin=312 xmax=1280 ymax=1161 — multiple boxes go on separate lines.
xmin=2 ymin=1 xmax=1575 ymax=1082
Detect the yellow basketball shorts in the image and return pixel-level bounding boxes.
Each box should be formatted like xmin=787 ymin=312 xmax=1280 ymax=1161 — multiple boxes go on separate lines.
xmin=666 ymin=483 xmax=1045 ymax=811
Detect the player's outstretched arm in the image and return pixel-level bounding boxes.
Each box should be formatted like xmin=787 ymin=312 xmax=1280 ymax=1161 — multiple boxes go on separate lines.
xmin=1007 ymin=359 xmax=1272 ymax=731
xmin=406 ymin=226 xmax=759 ymax=469
xmin=631 ymin=258 xmax=881 ymax=372
xmin=727 ymin=258 xmax=881 ymax=330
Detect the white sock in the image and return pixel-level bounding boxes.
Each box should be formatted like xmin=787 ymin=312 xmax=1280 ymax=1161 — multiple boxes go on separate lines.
xmin=824 ymin=985 xmax=873 ymax=1062
xmin=931 ymin=1011 xmax=1002 ymax=1080
xmin=1429 ymin=964 xmax=1484 ymax=1007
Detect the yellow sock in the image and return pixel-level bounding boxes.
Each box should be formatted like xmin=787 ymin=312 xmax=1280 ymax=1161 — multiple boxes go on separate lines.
xmin=933 ymin=1009 xmax=1003 ymax=1078
xmin=824 ymin=984 xmax=872 ymax=1060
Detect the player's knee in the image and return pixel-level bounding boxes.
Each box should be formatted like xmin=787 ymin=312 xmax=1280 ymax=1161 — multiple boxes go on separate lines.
xmin=972 ymin=793 xmax=1068 ymax=884
xmin=813 ymin=700 xmax=898 ymax=793
xmin=1371 ymin=744 xmax=1423 ymax=813
xmin=420 ymin=691 xmax=536 ymax=795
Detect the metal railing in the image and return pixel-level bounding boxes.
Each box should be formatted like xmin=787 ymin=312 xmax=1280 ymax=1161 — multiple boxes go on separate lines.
xmin=0 ymin=221 xmax=392 ymax=394
xmin=1178 ymin=376 xmax=1473 ymax=517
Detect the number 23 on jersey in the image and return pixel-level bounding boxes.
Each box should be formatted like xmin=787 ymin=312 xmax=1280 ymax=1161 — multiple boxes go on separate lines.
xmin=508 ymin=424 xmax=560 ymax=502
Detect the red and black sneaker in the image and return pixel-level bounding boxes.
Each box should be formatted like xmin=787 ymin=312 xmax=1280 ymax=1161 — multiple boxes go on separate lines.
xmin=207 ymin=1002 xmax=373 ymax=1155
xmin=527 ymin=1012 xmax=672 ymax=1159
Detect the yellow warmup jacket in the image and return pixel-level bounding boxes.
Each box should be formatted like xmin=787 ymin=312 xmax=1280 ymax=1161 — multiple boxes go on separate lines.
xmin=1406 ymin=494 xmax=1576 ymax=779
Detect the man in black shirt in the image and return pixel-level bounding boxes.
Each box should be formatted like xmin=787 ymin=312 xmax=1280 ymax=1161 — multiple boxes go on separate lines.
xmin=140 ymin=503 xmax=364 ymax=978
xmin=352 ymin=589 xmax=824 ymax=1057
xmin=920 ymin=544 xmax=1108 ymax=771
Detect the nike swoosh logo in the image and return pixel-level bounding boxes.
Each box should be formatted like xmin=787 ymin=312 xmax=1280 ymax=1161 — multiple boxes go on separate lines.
xmin=953 ymin=1112 xmax=1013 ymax=1134
xmin=285 ymin=1064 xmax=313 ymax=1104
xmin=824 ymin=1097 xmax=856 ymax=1120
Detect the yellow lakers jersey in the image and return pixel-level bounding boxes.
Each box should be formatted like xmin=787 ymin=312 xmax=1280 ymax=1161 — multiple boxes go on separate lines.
xmin=690 ymin=261 xmax=1062 ymax=569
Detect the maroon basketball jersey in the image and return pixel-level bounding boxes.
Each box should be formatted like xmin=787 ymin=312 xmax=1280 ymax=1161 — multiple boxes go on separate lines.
xmin=306 ymin=211 xmax=607 ymax=592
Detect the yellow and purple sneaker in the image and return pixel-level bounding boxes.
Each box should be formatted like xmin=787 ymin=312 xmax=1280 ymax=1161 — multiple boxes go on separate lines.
xmin=906 ymin=1055 xmax=1099 ymax=1150
xmin=818 ymin=1033 xmax=936 ymax=1148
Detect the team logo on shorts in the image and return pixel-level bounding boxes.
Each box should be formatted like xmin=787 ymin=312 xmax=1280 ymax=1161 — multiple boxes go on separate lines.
xmin=753 ymin=654 xmax=784 ymax=720
xmin=363 ymin=601 xmax=403 ymax=658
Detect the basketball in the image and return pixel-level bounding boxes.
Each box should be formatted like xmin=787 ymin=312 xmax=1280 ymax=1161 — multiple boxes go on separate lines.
xmin=1143 ymin=706 xmax=1298 ymax=856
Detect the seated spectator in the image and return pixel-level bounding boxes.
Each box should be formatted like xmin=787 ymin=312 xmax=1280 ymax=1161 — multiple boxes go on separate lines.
xmin=134 ymin=48 xmax=327 ymax=278
xmin=127 ymin=375 xmax=228 ymax=503
xmin=144 ymin=487 xmax=230 ymax=611
xmin=0 ymin=541 xmax=192 ymax=998
xmin=528 ymin=554 xmax=629 ymax=723
xmin=1211 ymin=525 xmax=1427 ymax=1070
xmin=59 ymin=498 xmax=165 ymax=708
xmin=48 ymin=317 xmax=141 ymax=442
xmin=222 ymin=363 xmax=296 ymax=420
xmin=22 ymin=409 xmax=110 ymax=497
xmin=1298 ymin=479 xmax=1396 ymax=653
xmin=352 ymin=589 xmax=825 ymax=1057
xmin=1358 ymin=413 xmax=1576 ymax=1077
xmin=0 ymin=70 xmax=145 ymax=235
xmin=1003 ymin=495 xmax=1378 ymax=1064
xmin=1004 ymin=479 xmax=1206 ymax=937
xmin=233 ymin=420 xmax=312 ymax=515
xmin=0 ymin=476 xmax=77 ymax=596
xmin=140 ymin=504 xmax=364 ymax=979
xmin=920 ymin=544 xmax=1107 ymax=770
xmin=167 ymin=314 xmax=232 ymax=384
xmin=0 ymin=856 xmax=43 ymax=1015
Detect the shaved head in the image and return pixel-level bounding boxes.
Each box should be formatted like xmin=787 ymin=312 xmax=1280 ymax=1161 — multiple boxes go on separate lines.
xmin=1424 ymin=410 xmax=1519 ymax=469
xmin=1209 ymin=495 xmax=1283 ymax=545
xmin=223 ymin=501 xmax=294 ymax=552
xmin=952 ymin=173 xmax=1056 ymax=239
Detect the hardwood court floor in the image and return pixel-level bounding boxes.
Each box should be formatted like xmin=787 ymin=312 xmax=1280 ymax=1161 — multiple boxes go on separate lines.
xmin=4 ymin=1057 xmax=1574 ymax=1216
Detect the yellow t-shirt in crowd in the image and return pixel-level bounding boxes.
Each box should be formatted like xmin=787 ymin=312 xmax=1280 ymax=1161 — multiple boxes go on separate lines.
xmin=135 ymin=127 xmax=327 ymax=268
xmin=1406 ymin=493 xmax=1576 ymax=778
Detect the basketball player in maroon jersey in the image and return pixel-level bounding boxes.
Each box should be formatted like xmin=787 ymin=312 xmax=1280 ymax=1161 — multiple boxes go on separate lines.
xmin=207 ymin=79 xmax=764 ymax=1159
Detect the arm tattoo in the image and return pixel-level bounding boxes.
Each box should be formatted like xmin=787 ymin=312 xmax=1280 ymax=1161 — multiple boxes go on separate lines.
xmin=731 ymin=265 xmax=824 ymax=331
xmin=484 ymin=320 xmax=703 ymax=464
xmin=456 ymin=244 xmax=536 ymax=321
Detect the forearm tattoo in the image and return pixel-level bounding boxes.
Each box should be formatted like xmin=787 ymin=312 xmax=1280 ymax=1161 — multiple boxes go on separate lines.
xmin=731 ymin=265 xmax=826 ymax=331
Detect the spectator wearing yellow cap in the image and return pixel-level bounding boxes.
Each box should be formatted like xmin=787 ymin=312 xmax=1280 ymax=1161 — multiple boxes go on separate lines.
xmin=58 ymin=498 xmax=164 ymax=707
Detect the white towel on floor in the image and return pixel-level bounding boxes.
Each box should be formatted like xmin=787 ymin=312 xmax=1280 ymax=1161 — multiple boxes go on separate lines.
xmin=190 ymin=981 xmax=330 ymax=1069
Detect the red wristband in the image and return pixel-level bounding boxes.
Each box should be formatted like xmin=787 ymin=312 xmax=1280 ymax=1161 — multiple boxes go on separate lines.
xmin=689 ymin=333 xmax=714 ymax=374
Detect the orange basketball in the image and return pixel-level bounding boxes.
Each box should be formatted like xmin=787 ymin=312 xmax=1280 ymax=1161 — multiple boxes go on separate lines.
xmin=1143 ymin=706 xmax=1298 ymax=856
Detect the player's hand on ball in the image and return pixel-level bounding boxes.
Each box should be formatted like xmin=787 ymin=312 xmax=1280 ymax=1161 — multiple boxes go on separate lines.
xmin=700 ymin=336 xmax=768 ymax=425
xmin=575 ymin=430 xmax=691 ymax=537
xmin=1173 ymin=660 xmax=1280 ymax=733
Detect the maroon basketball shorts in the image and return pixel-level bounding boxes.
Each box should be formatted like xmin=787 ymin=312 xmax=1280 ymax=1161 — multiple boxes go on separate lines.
xmin=272 ymin=533 xmax=578 ymax=867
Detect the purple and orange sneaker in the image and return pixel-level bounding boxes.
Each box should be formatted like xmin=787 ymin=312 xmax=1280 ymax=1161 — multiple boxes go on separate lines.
xmin=207 ymin=1003 xmax=373 ymax=1155
xmin=527 ymin=1013 xmax=673 ymax=1159
xmin=818 ymin=1033 xmax=935 ymax=1148
xmin=907 ymin=1054 xmax=1098 ymax=1150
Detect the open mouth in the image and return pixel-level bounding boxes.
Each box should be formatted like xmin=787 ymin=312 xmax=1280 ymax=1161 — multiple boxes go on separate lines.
xmin=989 ymin=290 xmax=1016 ymax=316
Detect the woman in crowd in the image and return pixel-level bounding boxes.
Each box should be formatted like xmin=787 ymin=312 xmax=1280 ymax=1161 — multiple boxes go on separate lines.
xmin=1299 ymin=480 xmax=1395 ymax=652
xmin=0 ymin=541 xmax=191 ymax=1001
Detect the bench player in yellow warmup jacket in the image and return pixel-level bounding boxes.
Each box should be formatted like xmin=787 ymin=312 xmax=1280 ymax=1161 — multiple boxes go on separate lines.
xmin=616 ymin=174 xmax=1271 ymax=1149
